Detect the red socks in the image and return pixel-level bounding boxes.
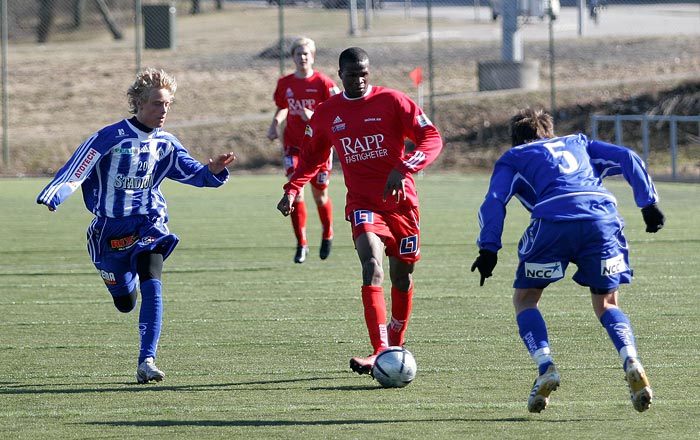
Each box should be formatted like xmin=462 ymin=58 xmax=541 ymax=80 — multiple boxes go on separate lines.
xmin=389 ymin=286 xmax=413 ymax=347
xmin=361 ymin=285 xmax=388 ymax=354
xmin=360 ymin=285 xmax=414 ymax=353
xmin=317 ymin=199 xmax=334 ymax=240
xmin=292 ymin=199 xmax=333 ymax=245
xmin=290 ymin=200 xmax=307 ymax=246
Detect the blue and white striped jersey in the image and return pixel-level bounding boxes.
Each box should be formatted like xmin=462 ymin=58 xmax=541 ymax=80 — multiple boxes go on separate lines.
xmin=37 ymin=118 xmax=229 ymax=219
xmin=477 ymin=134 xmax=659 ymax=252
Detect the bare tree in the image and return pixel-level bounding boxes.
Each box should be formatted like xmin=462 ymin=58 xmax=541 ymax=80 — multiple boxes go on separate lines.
xmin=191 ymin=0 xmax=201 ymax=14
xmin=72 ymin=0 xmax=87 ymax=29
xmin=94 ymin=0 xmax=123 ymax=39
xmin=37 ymin=0 xmax=57 ymax=43
xmin=192 ymin=1 xmax=225 ymax=14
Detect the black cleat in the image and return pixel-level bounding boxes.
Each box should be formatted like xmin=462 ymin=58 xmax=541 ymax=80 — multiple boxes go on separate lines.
xmin=294 ymin=245 xmax=309 ymax=264
xmin=320 ymin=238 xmax=333 ymax=260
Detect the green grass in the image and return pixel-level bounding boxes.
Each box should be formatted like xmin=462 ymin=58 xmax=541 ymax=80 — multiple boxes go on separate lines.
xmin=1 ymin=174 xmax=699 ymax=439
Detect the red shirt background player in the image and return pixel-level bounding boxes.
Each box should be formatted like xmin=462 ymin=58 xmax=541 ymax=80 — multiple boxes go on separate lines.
xmin=268 ymin=37 xmax=340 ymax=264
xmin=277 ymin=47 xmax=443 ymax=376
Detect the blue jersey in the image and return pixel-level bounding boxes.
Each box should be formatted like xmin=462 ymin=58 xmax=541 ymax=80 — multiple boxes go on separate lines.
xmin=477 ymin=134 xmax=658 ymax=253
xmin=37 ymin=118 xmax=229 ymax=219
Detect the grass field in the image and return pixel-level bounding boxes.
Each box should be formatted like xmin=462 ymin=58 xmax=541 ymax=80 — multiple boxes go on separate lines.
xmin=1 ymin=173 xmax=699 ymax=439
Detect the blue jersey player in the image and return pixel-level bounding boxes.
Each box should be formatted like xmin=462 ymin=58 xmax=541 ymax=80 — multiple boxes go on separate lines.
xmin=471 ymin=108 xmax=665 ymax=413
xmin=37 ymin=68 xmax=236 ymax=384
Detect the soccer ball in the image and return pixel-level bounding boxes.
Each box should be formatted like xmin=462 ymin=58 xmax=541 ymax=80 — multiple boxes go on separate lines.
xmin=372 ymin=346 xmax=417 ymax=388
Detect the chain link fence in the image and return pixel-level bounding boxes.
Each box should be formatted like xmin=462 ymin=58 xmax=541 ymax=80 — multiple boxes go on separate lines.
xmin=1 ymin=0 xmax=698 ymax=180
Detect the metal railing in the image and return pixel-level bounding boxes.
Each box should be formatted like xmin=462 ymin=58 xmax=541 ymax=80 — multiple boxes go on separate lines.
xmin=591 ymin=114 xmax=700 ymax=182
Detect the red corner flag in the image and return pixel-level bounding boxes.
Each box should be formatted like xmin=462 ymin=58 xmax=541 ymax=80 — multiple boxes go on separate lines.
xmin=409 ymin=67 xmax=422 ymax=86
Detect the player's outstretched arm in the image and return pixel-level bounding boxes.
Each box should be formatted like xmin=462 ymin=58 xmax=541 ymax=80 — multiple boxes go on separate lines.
xmin=208 ymin=152 xmax=236 ymax=174
xmin=267 ymin=108 xmax=288 ymax=141
xmin=276 ymin=193 xmax=295 ymax=217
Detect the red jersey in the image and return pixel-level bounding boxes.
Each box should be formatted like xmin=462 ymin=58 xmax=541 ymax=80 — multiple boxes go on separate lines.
xmin=273 ymin=71 xmax=339 ymax=153
xmin=284 ymin=85 xmax=443 ymax=217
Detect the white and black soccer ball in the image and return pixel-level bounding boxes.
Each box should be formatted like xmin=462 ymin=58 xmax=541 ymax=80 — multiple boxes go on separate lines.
xmin=372 ymin=346 xmax=417 ymax=388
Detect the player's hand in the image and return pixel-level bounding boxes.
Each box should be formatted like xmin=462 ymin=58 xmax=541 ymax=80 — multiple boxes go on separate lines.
xmin=267 ymin=123 xmax=279 ymax=141
xmin=383 ymin=169 xmax=407 ymax=203
xmin=301 ymin=108 xmax=314 ymax=122
xmin=208 ymin=152 xmax=236 ymax=174
xmin=641 ymin=203 xmax=665 ymax=233
xmin=471 ymin=249 xmax=498 ymax=286
xmin=277 ymin=193 xmax=295 ymax=216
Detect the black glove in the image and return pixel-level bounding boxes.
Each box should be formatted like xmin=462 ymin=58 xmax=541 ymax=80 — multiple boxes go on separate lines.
xmin=471 ymin=249 xmax=498 ymax=286
xmin=641 ymin=203 xmax=665 ymax=233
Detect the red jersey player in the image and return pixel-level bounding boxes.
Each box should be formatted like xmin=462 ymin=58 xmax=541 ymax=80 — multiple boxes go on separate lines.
xmin=268 ymin=37 xmax=340 ymax=263
xmin=277 ymin=47 xmax=443 ymax=376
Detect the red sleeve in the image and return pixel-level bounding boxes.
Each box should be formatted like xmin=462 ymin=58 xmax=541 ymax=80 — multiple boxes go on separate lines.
xmin=320 ymin=74 xmax=340 ymax=99
xmin=393 ymin=93 xmax=443 ymax=175
xmin=282 ymin=118 xmax=332 ymax=197
xmin=272 ymin=76 xmax=287 ymax=109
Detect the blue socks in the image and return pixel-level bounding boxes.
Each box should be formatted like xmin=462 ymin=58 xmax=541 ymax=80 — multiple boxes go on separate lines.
xmin=138 ymin=279 xmax=163 ymax=365
xmin=600 ymin=308 xmax=638 ymax=369
xmin=516 ymin=307 xmax=639 ymax=375
xmin=516 ymin=308 xmax=553 ymax=375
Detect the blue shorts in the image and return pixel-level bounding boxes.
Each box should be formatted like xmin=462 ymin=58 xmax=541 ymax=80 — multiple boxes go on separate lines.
xmin=86 ymin=215 xmax=179 ymax=297
xmin=514 ymin=216 xmax=631 ymax=291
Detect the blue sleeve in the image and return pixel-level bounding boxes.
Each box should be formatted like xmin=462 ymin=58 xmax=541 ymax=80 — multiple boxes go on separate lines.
xmin=588 ymin=139 xmax=659 ymax=208
xmin=165 ymin=137 xmax=230 ymax=187
xmin=477 ymin=155 xmax=521 ymax=253
xmin=36 ymin=130 xmax=108 ymax=210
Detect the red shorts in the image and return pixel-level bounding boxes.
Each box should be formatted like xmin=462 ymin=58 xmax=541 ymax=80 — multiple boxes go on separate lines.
xmin=284 ymin=147 xmax=332 ymax=190
xmin=348 ymin=205 xmax=421 ymax=264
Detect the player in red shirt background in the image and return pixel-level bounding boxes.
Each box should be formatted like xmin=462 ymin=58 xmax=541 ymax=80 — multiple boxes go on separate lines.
xmin=277 ymin=47 xmax=443 ymax=375
xmin=268 ymin=37 xmax=340 ymax=263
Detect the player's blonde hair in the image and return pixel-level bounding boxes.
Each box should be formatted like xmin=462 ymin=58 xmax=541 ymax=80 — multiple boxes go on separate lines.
xmin=127 ymin=68 xmax=177 ymax=114
xmin=290 ymin=37 xmax=316 ymax=57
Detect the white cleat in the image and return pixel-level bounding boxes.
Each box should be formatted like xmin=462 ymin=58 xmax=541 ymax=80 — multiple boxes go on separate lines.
xmin=527 ymin=364 xmax=561 ymax=413
xmin=625 ymin=358 xmax=652 ymax=412
xmin=137 ymin=357 xmax=165 ymax=384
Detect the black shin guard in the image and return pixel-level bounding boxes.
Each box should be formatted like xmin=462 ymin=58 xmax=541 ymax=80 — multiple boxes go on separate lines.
xmin=136 ymin=252 xmax=163 ymax=282
xmin=113 ymin=290 xmax=138 ymax=313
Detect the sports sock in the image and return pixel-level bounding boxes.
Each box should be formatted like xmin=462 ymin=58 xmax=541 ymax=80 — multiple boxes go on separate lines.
xmin=516 ymin=308 xmax=553 ymax=375
xmin=138 ymin=279 xmax=163 ymax=365
xmin=317 ymin=199 xmax=334 ymax=240
xmin=600 ymin=308 xmax=638 ymax=370
xmin=361 ymin=285 xmax=388 ymax=354
xmin=291 ymin=200 xmax=307 ymax=246
xmin=388 ymin=286 xmax=413 ymax=347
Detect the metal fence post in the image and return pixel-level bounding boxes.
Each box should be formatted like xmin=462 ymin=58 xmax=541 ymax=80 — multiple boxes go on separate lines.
xmin=1 ymin=0 xmax=7 ymax=167
xmin=278 ymin=0 xmax=284 ymax=77
xmin=349 ymin=0 xmax=358 ymax=36
xmin=642 ymin=114 xmax=649 ymax=166
xmin=135 ymin=0 xmax=142 ymax=73
xmin=670 ymin=118 xmax=678 ymax=180
xmin=614 ymin=117 xmax=623 ymax=146
xmin=427 ymin=0 xmax=434 ymax=118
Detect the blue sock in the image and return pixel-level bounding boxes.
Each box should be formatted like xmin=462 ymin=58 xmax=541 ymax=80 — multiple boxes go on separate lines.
xmin=516 ymin=308 xmax=553 ymax=375
xmin=600 ymin=308 xmax=638 ymax=369
xmin=138 ymin=279 xmax=163 ymax=365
